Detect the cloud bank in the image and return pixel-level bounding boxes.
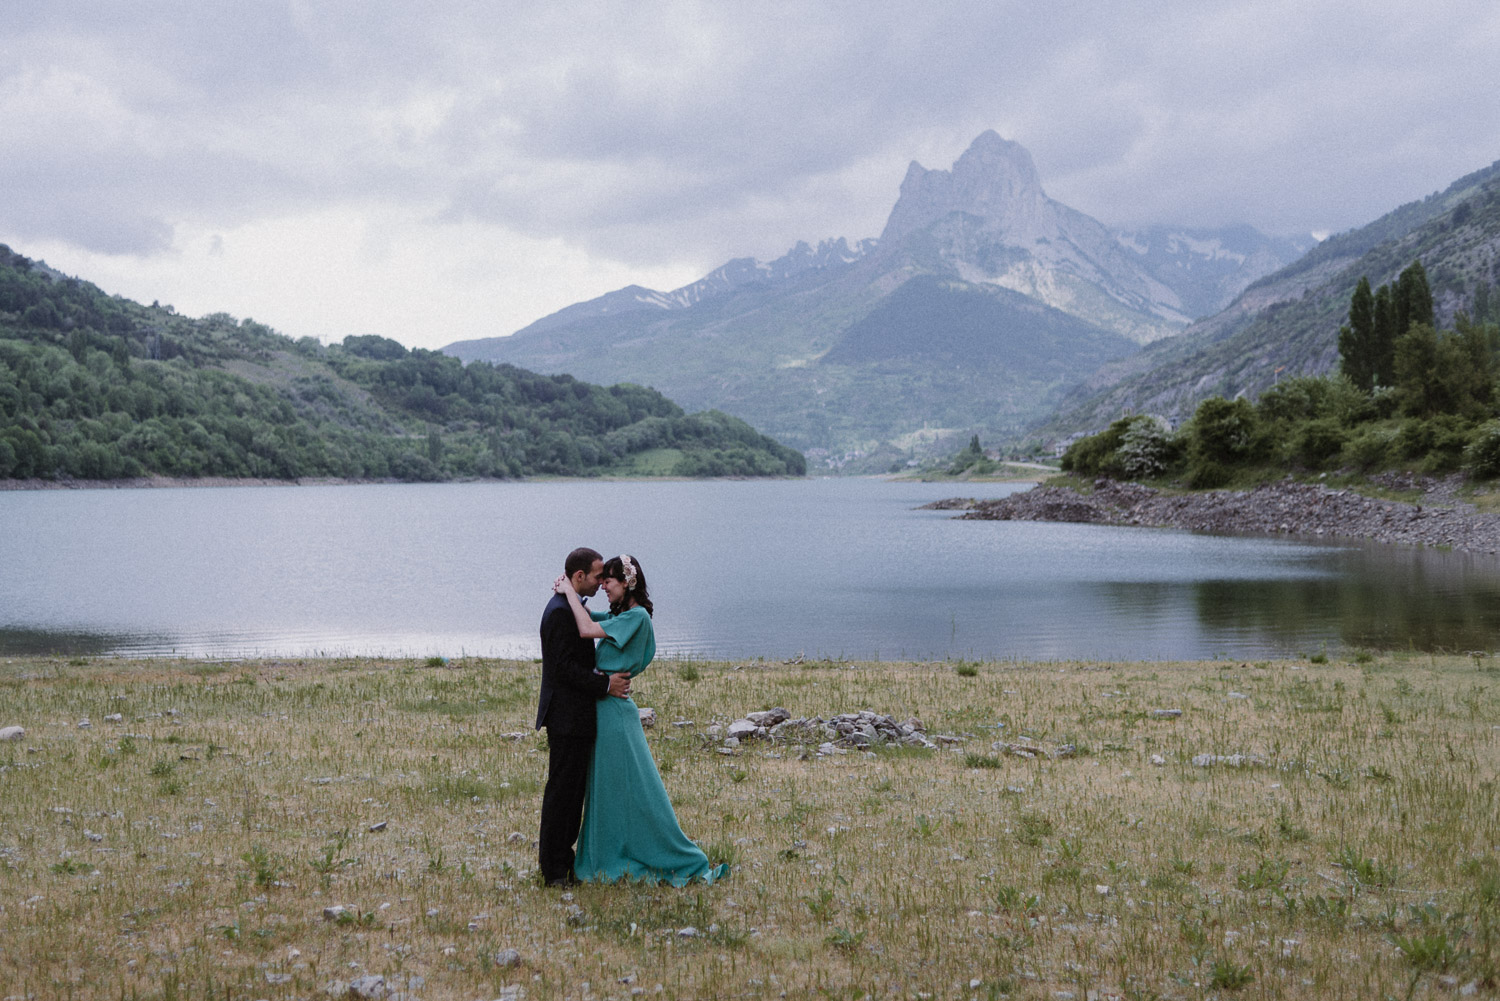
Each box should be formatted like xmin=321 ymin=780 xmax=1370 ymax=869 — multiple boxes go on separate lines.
xmin=2 ymin=0 xmax=1498 ymax=348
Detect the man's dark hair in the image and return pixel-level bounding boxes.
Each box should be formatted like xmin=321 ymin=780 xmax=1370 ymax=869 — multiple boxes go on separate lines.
xmin=564 ymin=547 xmax=603 ymax=579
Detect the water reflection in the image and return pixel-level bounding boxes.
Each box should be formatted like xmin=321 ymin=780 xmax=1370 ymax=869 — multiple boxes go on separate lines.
xmin=1187 ymin=540 xmax=1500 ymax=652
xmin=0 ymin=627 xmax=172 ymax=658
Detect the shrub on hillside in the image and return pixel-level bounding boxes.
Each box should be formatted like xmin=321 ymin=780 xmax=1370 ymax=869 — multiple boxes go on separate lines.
xmin=1464 ymin=420 xmax=1500 ymax=479
xmin=1257 ymin=375 xmax=1369 ymax=426
xmin=1294 ymin=418 xmax=1349 ymax=469
xmin=1395 ymin=415 xmax=1472 ymax=473
xmin=1340 ymin=425 xmax=1399 ymax=471
xmin=1186 ymin=397 xmax=1264 ymax=466
xmin=1060 ymin=418 xmax=1131 ymax=478
xmin=1185 ymin=459 xmax=1233 ymax=489
xmin=1117 ymin=415 xmax=1177 ymax=479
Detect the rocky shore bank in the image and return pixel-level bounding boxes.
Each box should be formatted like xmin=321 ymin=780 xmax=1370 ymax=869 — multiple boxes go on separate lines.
xmin=929 ymin=475 xmax=1500 ymax=555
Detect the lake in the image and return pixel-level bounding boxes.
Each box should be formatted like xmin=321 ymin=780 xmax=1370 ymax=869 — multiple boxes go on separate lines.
xmin=4 ymin=478 xmax=1500 ymax=661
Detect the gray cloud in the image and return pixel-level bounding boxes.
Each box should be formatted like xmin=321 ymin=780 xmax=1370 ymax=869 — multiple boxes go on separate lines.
xmin=3 ymin=0 xmax=1498 ymax=306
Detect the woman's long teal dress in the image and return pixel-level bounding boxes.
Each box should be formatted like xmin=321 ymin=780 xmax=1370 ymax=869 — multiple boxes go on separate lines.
xmin=574 ymin=605 xmax=728 ymax=885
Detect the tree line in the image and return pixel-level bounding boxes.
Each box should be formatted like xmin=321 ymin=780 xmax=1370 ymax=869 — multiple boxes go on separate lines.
xmin=0 ymin=246 xmax=806 ymax=481
xmin=1062 ymin=259 xmax=1500 ymax=484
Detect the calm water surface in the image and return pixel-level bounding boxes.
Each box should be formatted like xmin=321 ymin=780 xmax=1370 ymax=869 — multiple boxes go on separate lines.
xmin=4 ymin=478 xmax=1500 ymax=660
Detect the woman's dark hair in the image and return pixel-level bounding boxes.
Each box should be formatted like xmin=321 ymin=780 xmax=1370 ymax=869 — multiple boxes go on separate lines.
xmin=601 ymin=554 xmax=653 ymax=617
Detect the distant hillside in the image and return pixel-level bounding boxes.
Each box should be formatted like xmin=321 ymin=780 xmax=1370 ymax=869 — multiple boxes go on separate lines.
xmin=0 ymin=245 xmax=805 ymax=482
xmin=823 ymin=275 xmax=1135 ymax=369
xmin=447 ymin=131 xmax=1306 ymax=469
xmin=1039 ymin=156 xmax=1500 ymax=440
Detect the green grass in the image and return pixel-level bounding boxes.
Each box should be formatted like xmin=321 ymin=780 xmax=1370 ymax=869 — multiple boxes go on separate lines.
xmin=0 ymin=653 xmax=1496 ymax=998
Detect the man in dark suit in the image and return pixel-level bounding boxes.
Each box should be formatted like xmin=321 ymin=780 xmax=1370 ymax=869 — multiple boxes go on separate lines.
xmin=536 ymin=546 xmax=630 ymax=886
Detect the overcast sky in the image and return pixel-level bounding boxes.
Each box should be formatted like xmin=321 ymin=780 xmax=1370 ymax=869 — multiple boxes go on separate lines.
xmin=3 ymin=1 xmax=1498 ymax=351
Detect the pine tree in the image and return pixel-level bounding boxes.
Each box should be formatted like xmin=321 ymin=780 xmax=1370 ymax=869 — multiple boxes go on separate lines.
xmin=950 ymin=434 xmax=984 ymax=473
xmin=1394 ymin=260 xmax=1434 ymax=335
xmin=1338 ymin=276 xmax=1377 ymax=391
xmin=1372 ymin=283 xmax=1397 ymax=387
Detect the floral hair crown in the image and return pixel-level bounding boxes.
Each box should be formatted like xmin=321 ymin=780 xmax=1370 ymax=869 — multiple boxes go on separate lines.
xmin=618 ymin=554 xmax=637 ymax=591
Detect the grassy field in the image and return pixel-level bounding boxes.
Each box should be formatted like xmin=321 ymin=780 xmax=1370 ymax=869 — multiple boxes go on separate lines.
xmin=1 ymin=653 xmax=1497 ymax=1000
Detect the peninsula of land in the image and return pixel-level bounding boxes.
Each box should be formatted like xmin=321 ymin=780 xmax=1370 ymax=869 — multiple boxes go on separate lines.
xmin=930 ymin=474 xmax=1500 ymax=555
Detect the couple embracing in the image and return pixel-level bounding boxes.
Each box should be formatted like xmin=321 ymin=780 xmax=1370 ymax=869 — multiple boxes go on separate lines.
xmin=535 ymin=547 xmax=728 ymax=887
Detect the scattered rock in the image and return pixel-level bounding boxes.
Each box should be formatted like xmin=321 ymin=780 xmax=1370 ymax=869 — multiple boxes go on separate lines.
xmin=637 ymin=708 xmax=656 ymax=728
xmin=322 ymin=905 xmax=348 ymax=921
xmin=1150 ymin=709 xmax=1182 ymax=719
xmin=104 ymin=713 xmax=123 ymax=723
xmin=493 ymin=948 xmax=521 ymax=968
xmin=726 ymin=719 xmax=764 ymax=741
xmin=77 ymin=719 xmax=91 ymax=729
xmin=676 ymin=926 xmax=699 ymax=937
xmin=506 ymin=831 xmax=525 ymax=844
xmin=368 ymin=821 xmax=387 ymax=833
xmin=1191 ymin=753 xmax=1263 ymax=768
xmin=0 ymin=726 xmax=24 ymax=742
xmin=347 ymin=974 xmax=390 ymax=999
xmin=1149 ymin=754 xmax=1166 ymax=766
xmin=746 ymin=707 xmax=790 ymax=727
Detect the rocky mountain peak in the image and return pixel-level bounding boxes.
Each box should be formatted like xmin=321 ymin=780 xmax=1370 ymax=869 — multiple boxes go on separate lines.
xmin=880 ymin=130 xmax=1050 ymax=244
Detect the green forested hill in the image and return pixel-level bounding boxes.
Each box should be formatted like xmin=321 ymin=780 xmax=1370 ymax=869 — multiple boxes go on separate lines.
xmin=0 ymin=245 xmax=805 ymax=481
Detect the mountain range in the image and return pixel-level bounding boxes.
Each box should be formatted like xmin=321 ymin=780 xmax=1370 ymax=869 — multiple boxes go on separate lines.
xmin=446 ymin=132 xmax=1312 ymax=468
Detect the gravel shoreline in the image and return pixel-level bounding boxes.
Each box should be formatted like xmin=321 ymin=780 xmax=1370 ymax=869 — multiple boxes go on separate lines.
xmin=929 ymin=476 xmax=1500 ymax=555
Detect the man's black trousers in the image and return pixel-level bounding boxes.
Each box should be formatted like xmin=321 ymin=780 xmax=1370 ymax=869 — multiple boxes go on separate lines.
xmin=538 ymin=733 xmax=593 ymax=883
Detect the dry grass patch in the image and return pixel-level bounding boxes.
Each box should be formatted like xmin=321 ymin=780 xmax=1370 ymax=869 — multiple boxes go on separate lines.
xmin=0 ymin=654 xmax=1497 ymax=999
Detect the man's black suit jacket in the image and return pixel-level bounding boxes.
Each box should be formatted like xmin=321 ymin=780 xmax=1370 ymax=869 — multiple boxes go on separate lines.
xmin=536 ymin=593 xmax=609 ymax=737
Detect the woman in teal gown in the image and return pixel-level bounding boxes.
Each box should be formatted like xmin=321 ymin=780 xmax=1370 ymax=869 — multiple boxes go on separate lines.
xmin=554 ymin=554 xmax=728 ymax=885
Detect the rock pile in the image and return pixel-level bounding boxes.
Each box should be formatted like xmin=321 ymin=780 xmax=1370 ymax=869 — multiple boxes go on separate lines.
xmin=935 ymin=476 xmax=1500 ymax=555
xmin=717 ymin=708 xmax=943 ymax=751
